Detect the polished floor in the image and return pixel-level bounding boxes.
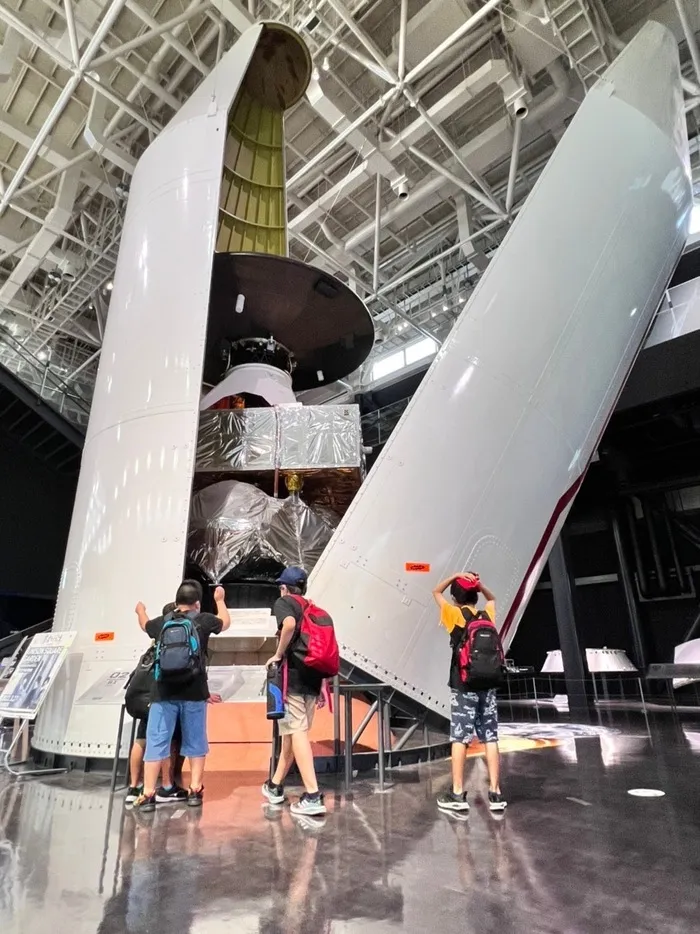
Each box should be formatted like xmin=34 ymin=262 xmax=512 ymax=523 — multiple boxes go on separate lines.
xmin=1 ymin=714 xmax=699 ymax=934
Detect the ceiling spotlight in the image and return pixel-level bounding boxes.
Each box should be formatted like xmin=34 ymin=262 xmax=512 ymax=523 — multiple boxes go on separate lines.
xmin=105 ymin=280 xmax=114 ymax=291
xmin=235 ymin=293 xmax=245 ymax=314
xmin=312 ymin=66 xmax=320 ymax=80
xmin=322 ymin=55 xmax=330 ymax=71
xmin=442 ymin=302 xmax=449 ymax=312
xmin=317 ymin=369 xmax=324 ymax=381
xmin=37 ymin=350 xmax=48 ymax=362
xmin=88 ymin=70 xmax=101 ymax=82
xmin=458 ymin=294 xmax=464 ymax=304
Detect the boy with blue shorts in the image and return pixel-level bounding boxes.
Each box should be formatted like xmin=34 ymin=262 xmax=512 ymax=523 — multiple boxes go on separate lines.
xmin=133 ymin=580 xmax=230 ymax=811
xmin=432 ymin=572 xmax=507 ymax=813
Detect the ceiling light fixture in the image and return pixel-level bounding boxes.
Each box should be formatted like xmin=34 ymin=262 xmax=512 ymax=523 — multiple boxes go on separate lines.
xmin=312 ymin=66 xmax=320 ymax=80
xmin=106 ymin=280 xmax=114 ymax=291
xmin=322 ymin=55 xmax=330 ymax=71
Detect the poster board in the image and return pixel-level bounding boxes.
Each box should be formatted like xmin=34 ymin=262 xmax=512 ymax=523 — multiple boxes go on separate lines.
xmin=0 ymin=632 xmax=76 ymax=720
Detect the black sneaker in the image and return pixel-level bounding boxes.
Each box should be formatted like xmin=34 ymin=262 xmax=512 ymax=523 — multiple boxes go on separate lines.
xmin=187 ymin=786 xmax=204 ymax=808
xmin=132 ymin=792 xmax=156 ymax=813
xmin=262 ymin=780 xmax=285 ymax=805
xmin=156 ymin=784 xmax=188 ymax=804
xmin=488 ymin=791 xmax=507 ymax=812
xmin=125 ymin=785 xmax=143 ymax=805
xmin=437 ymin=791 xmax=470 ymax=812
xmin=290 ymin=792 xmax=327 ymax=816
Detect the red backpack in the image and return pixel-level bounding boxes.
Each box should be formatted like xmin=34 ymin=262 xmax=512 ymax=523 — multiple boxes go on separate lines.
xmin=288 ymin=595 xmax=340 ymax=677
xmin=457 ymin=609 xmax=505 ymax=689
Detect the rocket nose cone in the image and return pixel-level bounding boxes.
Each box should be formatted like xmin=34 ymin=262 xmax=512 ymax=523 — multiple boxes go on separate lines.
xmin=600 ymin=21 xmax=688 ymax=169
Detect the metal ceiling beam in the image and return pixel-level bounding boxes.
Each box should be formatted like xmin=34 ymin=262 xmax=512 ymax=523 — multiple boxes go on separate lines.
xmin=63 ymin=0 xmax=80 ymax=67
xmin=505 ymin=116 xmax=523 ymax=213
xmin=91 ymin=2 xmax=212 ymax=67
xmin=403 ymin=0 xmax=505 ymax=85
xmin=325 ymin=0 xmax=395 ymax=81
xmin=0 ymin=0 xmax=129 ymax=216
xmin=124 ymin=0 xmax=208 ymax=76
xmin=673 ymin=0 xmax=700 ymax=90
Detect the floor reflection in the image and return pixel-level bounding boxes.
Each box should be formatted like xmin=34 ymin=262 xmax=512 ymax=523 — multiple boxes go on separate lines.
xmin=1 ymin=714 xmax=699 ymax=934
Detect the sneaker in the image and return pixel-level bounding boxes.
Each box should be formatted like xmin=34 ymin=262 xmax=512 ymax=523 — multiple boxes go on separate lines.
xmin=125 ymin=785 xmax=143 ymax=804
xmin=262 ymin=780 xmax=286 ymax=805
xmin=290 ymin=793 xmax=327 ymax=817
xmin=437 ymin=791 xmax=470 ymax=812
xmin=156 ymin=785 xmax=188 ymax=804
xmin=488 ymin=791 xmax=507 ymax=812
xmin=132 ymin=792 xmax=156 ymax=813
xmin=187 ymin=786 xmax=204 ymax=808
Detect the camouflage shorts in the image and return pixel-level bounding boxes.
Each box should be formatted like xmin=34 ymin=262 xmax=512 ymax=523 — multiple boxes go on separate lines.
xmin=450 ymin=688 xmax=499 ymax=745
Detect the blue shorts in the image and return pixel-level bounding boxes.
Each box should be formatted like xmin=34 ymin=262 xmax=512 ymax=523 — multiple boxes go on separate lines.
xmin=450 ymin=688 xmax=499 ymax=744
xmin=144 ymin=700 xmax=208 ymax=761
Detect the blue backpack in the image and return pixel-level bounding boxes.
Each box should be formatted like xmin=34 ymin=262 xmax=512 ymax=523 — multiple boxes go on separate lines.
xmin=154 ymin=611 xmax=203 ymax=684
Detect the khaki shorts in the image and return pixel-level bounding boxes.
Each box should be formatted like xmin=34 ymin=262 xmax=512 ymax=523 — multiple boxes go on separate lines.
xmin=279 ymin=693 xmax=316 ymax=736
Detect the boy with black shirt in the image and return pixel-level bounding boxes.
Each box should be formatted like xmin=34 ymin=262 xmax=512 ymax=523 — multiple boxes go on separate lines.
xmin=127 ymin=601 xmax=185 ymax=804
xmin=432 ymin=572 xmax=507 ymax=813
xmin=132 ymin=579 xmax=230 ymax=811
xmin=262 ymin=567 xmax=327 ymax=817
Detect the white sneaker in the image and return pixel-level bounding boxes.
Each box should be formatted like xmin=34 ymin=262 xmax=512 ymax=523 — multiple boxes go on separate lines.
xmin=290 ymin=793 xmax=326 ymax=816
xmin=262 ymin=781 xmax=285 ymax=805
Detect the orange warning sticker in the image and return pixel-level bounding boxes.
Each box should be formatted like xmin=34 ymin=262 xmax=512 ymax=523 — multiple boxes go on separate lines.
xmin=94 ymin=632 xmax=115 ymax=642
xmin=405 ymin=562 xmax=431 ymax=573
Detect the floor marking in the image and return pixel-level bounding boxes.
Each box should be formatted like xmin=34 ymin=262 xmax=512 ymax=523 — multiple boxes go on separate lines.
xmin=566 ymin=796 xmax=592 ymax=806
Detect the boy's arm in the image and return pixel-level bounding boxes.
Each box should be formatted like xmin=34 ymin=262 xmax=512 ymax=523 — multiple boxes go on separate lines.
xmin=213 ymin=586 xmax=231 ymax=631
xmin=479 ymin=581 xmax=496 ymax=605
xmin=432 ymin=572 xmax=480 ymax=608
xmin=266 ymin=616 xmax=296 ymax=668
xmin=135 ymin=602 xmax=149 ymax=631
xmin=432 ymin=573 xmax=461 ymax=609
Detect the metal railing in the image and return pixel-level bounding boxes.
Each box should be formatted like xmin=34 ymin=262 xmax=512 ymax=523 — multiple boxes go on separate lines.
xmin=0 ymin=330 xmax=91 ymax=430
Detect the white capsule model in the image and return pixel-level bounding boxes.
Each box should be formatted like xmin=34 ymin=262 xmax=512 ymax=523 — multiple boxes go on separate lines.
xmin=308 ymin=21 xmax=691 ymax=718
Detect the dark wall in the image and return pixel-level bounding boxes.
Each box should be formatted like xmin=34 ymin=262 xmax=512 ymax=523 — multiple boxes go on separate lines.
xmin=0 ymin=430 xmax=76 ymax=610
xmin=511 ymin=520 xmax=700 ymax=673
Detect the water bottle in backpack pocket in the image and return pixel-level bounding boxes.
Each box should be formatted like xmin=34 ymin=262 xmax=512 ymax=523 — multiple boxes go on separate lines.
xmin=155 ymin=611 xmax=203 ymax=684
xmin=458 ymin=609 xmax=505 ymax=690
xmin=265 ymin=662 xmax=285 ymax=720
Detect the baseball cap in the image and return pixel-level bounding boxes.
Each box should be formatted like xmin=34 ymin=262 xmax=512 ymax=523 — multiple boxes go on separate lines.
xmin=455 ymin=574 xmax=479 ymax=590
xmin=277 ymin=566 xmax=308 ymax=587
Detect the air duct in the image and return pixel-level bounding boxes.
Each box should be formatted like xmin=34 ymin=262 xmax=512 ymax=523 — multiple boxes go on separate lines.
xmin=84 ymin=89 xmax=137 ymax=174
xmin=0 ymin=167 xmax=80 ymax=306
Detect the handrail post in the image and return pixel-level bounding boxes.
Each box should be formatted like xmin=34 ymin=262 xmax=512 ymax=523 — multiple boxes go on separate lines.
xmin=344 ymin=691 xmax=353 ymax=790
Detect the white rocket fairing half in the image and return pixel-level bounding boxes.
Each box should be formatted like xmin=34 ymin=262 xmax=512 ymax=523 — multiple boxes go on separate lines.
xmin=308 ymin=22 xmax=691 ymax=718
xmin=34 ymin=27 xmax=268 ymax=757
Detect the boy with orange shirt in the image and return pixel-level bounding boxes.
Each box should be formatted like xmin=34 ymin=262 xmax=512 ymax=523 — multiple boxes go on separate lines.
xmin=432 ymin=572 xmax=507 ymax=813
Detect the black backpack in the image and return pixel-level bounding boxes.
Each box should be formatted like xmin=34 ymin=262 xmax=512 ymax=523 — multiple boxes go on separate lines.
xmin=457 ymin=609 xmax=505 ymax=690
xmin=124 ymin=645 xmax=155 ymax=720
